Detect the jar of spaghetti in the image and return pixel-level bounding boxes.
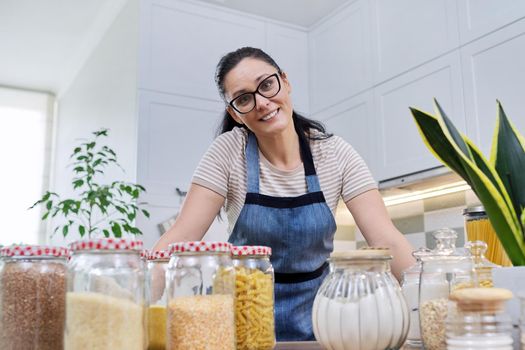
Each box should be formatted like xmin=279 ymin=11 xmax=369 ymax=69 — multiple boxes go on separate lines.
xmin=166 ymin=241 xmax=235 ymax=350
xmin=231 ymin=245 xmax=275 ymax=350
xmin=463 ymin=206 xmax=512 ymax=266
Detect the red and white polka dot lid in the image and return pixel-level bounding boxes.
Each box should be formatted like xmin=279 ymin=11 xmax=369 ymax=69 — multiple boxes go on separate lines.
xmin=69 ymin=238 xmax=143 ymax=252
xmin=231 ymin=245 xmax=272 ymax=256
xmin=147 ymin=250 xmax=170 ymax=260
xmin=0 ymin=245 xmax=69 ymax=258
xmin=169 ymin=241 xmax=232 ymax=254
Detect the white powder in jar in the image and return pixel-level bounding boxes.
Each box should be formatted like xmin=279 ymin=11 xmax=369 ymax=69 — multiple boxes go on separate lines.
xmin=402 ymin=283 xmax=420 ymax=340
xmin=65 ymin=292 xmax=144 ymax=350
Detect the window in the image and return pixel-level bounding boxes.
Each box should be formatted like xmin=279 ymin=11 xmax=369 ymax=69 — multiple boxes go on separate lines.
xmin=0 ymin=87 xmax=54 ymax=245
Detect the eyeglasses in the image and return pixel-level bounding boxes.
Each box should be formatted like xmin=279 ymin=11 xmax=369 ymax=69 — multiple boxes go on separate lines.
xmin=228 ymin=73 xmax=281 ymax=114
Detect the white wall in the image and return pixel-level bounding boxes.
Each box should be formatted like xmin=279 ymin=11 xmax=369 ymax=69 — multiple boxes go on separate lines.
xmin=49 ymin=0 xmax=139 ymax=245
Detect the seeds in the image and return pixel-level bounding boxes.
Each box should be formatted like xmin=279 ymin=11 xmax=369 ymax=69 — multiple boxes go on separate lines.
xmin=0 ymin=260 xmax=66 ymax=350
xmin=420 ymin=298 xmax=448 ymax=350
xmin=168 ymin=294 xmax=235 ymax=350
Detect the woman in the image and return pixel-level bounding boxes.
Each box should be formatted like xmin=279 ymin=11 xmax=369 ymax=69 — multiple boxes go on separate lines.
xmin=153 ymin=47 xmax=414 ymax=341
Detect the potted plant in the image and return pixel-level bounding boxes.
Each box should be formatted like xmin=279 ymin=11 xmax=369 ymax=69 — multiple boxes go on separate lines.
xmin=31 ymin=129 xmax=149 ymax=239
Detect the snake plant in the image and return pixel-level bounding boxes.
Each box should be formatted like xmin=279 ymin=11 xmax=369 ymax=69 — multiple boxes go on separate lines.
xmin=410 ymin=99 xmax=525 ymax=265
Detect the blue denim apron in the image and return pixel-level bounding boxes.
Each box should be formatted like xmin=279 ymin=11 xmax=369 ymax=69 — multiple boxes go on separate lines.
xmin=229 ymin=131 xmax=337 ymax=341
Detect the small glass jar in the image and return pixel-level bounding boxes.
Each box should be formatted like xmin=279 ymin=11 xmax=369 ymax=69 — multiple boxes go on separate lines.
xmin=463 ymin=206 xmax=512 ymax=267
xmin=66 ymin=238 xmax=146 ymax=350
xmin=146 ymin=250 xmax=169 ymax=350
xmin=231 ymin=245 xmax=275 ymax=350
xmin=0 ymin=245 xmax=68 ymax=350
xmin=419 ymin=228 xmax=476 ymax=350
xmin=166 ymin=241 xmax=236 ymax=350
xmin=312 ymin=248 xmax=409 ymax=350
xmin=401 ymin=247 xmax=432 ymax=347
xmin=446 ymin=288 xmax=513 ymax=350
xmin=465 ymin=240 xmax=500 ymax=288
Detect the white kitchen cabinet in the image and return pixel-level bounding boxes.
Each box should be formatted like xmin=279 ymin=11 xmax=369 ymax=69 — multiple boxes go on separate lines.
xmin=370 ymin=0 xmax=459 ymax=84
xmin=457 ymin=0 xmax=525 ymax=45
xmin=373 ymin=51 xmax=465 ymax=181
xmin=266 ymin=23 xmax=309 ymax=115
xmin=312 ymin=89 xmax=378 ymax=177
xmin=308 ymin=0 xmax=373 ymax=114
xmin=461 ymin=18 xmax=525 ymax=156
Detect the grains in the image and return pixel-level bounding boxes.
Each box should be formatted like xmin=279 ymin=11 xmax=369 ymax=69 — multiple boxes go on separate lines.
xmin=420 ymin=298 xmax=448 ymax=350
xmin=65 ymin=292 xmax=144 ymax=350
xmin=168 ymin=294 xmax=235 ymax=350
xmin=148 ymin=305 xmax=167 ymax=350
xmin=0 ymin=260 xmax=67 ymax=350
xmin=234 ymin=266 xmax=275 ymax=350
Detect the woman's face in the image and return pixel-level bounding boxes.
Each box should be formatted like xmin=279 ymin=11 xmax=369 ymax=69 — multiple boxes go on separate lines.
xmin=223 ymin=58 xmax=293 ymax=137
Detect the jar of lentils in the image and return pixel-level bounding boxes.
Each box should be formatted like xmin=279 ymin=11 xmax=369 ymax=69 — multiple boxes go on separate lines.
xmin=166 ymin=241 xmax=236 ymax=350
xmin=146 ymin=250 xmax=170 ymax=350
xmin=0 ymin=245 xmax=68 ymax=350
xmin=65 ymin=238 xmax=145 ymax=350
xmin=231 ymin=245 xmax=275 ymax=350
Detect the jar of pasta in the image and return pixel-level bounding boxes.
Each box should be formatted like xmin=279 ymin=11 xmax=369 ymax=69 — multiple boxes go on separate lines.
xmin=66 ymin=238 xmax=146 ymax=350
xmin=464 ymin=206 xmax=512 ymax=267
xmin=146 ymin=250 xmax=170 ymax=350
xmin=0 ymin=245 xmax=68 ymax=350
xmin=231 ymin=245 xmax=275 ymax=350
xmin=166 ymin=241 xmax=235 ymax=350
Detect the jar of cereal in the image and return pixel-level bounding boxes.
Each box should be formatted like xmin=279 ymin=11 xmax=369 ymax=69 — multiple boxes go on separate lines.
xmin=0 ymin=245 xmax=68 ymax=350
xmin=231 ymin=245 xmax=275 ymax=350
xmin=65 ymin=238 xmax=145 ymax=350
xmin=166 ymin=241 xmax=235 ymax=350
xmin=146 ymin=250 xmax=170 ymax=350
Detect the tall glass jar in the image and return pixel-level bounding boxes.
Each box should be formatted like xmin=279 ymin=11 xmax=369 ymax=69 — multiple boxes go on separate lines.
xmin=0 ymin=245 xmax=68 ymax=350
xmin=401 ymin=247 xmax=432 ymax=347
xmin=463 ymin=206 xmax=512 ymax=267
xmin=231 ymin=245 xmax=275 ymax=350
xmin=312 ymin=248 xmax=409 ymax=350
xmin=66 ymin=238 xmax=145 ymax=350
xmin=146 ymin=250 xmax=170 ymax=350
xmin=166 ymin=241 xmax=236 ymax=350
xmin=419 ymin=228 xmax=476 ymax=350
xmin=447 ymin=288 xmax=513 ymax=349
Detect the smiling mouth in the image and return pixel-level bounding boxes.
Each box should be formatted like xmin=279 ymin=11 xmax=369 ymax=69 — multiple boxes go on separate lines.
xmin=261 ymin=109 xmax=278 ymax=121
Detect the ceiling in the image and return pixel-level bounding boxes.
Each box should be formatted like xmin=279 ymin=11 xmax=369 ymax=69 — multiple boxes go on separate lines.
xmin=0 ymin=0 xmax=348 ymax=94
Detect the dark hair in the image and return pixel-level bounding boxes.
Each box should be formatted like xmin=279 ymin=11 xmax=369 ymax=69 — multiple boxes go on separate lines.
xmin=214 ymin=47 xmax=332 ymax=141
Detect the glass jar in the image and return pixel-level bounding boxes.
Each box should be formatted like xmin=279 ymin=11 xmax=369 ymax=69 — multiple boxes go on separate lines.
xmin=446 ymin=288 xmax=513 ymax=350
xmin=521 ymin=294 xmax=525 ymax=350
xmin=419 ymin=228 xmax=476 ymax=350
xmin=0 ymin=245 xmax=68 ymax=350
xmin=66 ymin=238 xmax=146 ymax=350
xmin=146 ymin=250 xmax=170 ymax=350
xmin=166 ymin=241 xmax=236 ymax=350
xmin=401 ymin=247 xmax=432 ymax=347
xmin=231 ymin=245 xmax=275 ymax=350
xmin=465 ymin=240 xmax=500 ymax=288
xmin=312 ymin=248 xmax=409 ymax=350
xmin=464 ymin=206 xmax=512 ymax=267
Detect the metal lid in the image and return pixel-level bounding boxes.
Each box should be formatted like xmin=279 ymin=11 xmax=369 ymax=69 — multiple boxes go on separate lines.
xmin=0 ymin=245 xmax=69 ymax=258
xmin=463 ymin=205 xmax=486 ymax=216
xmin=69 ymin=238 xmax=143 ymax=252
xmin=168 ymin=241 xmax=232 ymax=254
xmin=231 ymin=245 xmax=272 ymax=256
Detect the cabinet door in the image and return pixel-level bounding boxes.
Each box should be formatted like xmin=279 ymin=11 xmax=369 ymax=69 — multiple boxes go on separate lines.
xmin=137 ymin=90 xmax=223 ymax=207
xmin=373 ymin=52 xmax=465 ymax=181
xmin=461 ymin=19 xmax=525 ymax=156
xmin=457 ymin=1 xmax=525 ymax=44
xmin=371 ymin=0 xmax=459 ymax=83
xmin=266 ymin=23 xmax=309 ymax=115
xmin=139 ymin=0 xmax=265 ymax=100
xmin=313 ymin=90 xmax=378 ymax=177
xmin=308 ymin=0 xmax=373 ymax=114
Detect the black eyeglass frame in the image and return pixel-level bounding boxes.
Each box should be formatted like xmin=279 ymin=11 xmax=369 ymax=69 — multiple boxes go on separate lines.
xmin=228 ymin=73 xmax=281 ymax=114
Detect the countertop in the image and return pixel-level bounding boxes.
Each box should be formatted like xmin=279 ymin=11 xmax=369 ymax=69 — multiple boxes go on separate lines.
xmin=275 ymin=342 xmax=421 ymax=349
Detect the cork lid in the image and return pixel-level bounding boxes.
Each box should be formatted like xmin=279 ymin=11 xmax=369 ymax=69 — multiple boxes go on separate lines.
xmin=449 ymin=287 xmax=513 ymax=312
xmin=330 ymin=248 xmax=392 ymax=260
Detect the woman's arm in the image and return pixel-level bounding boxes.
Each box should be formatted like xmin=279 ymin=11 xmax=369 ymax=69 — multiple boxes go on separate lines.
xmin=345 ymin=189 xmax=415 ymax=280
xmin=152 ymin=183 xmax=225 ymax=251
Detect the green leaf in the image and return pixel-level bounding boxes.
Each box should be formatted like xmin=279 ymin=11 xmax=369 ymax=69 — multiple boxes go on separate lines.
xmin=79 ymin=225 xmax=85 ymax=236
xmin=46 ymin=201 xmax=53 ymax=210
xmin=73 ymin=166 xmax=84 ymax=173
xmin=86 ymin=142 xmax=96 ymax=150
xmin=111 ymin=223 xmax=122 ymax=238
xmin=141 ymin=209 xmax=150 ymax=218
xmin=103 ymin=229 xmax=110 ymax=238
xmin=41 ymin=212 xmax=49 ymax=220
xmin=433 ymin=99 xmax=472 ymax=159
xmin=62 ymin=225 xmax=69 ymax=237
xmin=73 ymin=179 xmax=84 ymax=189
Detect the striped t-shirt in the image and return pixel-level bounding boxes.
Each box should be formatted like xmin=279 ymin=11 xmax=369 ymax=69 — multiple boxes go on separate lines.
xmin=192 ymin=127 xmax=377 ymax=234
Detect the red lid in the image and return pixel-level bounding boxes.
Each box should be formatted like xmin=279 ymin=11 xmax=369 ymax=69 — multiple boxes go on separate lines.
xmin=0 ymin=245 xmax=69 ymax=258
xmin=69 ymin=238 xmax=143 ymax=252
xmin=169 ymin=241 xmax=232 ymax=254
xmin=147 ymin=250 xmax=170 ymax=260
xmin=231 ymin=245 xmax=272 ymax=256
xmin=140 ymin=249 xmax=148 ymax=259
